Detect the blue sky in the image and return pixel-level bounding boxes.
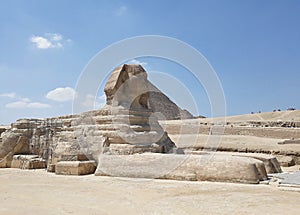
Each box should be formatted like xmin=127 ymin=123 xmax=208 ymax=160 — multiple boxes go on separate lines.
xmin=1 ymin=0 xmax=300 ymax=124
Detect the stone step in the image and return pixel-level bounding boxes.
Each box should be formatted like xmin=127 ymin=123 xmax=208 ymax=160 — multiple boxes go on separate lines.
xmin=94 ymin=115 xmax=151 ymax=125
xmin=130 ymin=124 xmax=161 ymax=132
xmin=55 ymin=160 xmax=96 ymax=175
xmin=107 ymin=131 xmax=165 ymax=145
xmin=60 ymin=154 xmax=90 ymax=161
xmin=61 ymin=127 xmax=74 ymax=132
xmin=72 ymin=123 xmax=161 ymax=131
xmin=112 ymin=109 xmax=153 ymax=117
xmin=106 ymin=143 xmax=164 ymax=154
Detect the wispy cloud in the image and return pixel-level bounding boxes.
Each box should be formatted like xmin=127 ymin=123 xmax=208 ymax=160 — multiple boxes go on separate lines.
xmin=0 ymin=92 xmax=16 ymax=98
xmin=30 ymin=33 xmax=71 ymax=49
xmin=46 ymin=87 xmax=76 ymax=102
xmin=48 ymin=33 xmax=62 ymax=41
xmin=115 ymin=5 xmax=127 ymax=16
xmin=6 ymin=100 xmax=50 ymax=109
xmin=2 ymin=92 xmax=51 ymax=109
xmin=126 ymin=59 xmax=148 ymax=67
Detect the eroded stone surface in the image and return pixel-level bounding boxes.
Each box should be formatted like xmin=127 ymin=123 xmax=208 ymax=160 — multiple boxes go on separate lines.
xmin=11 ymin=155 xmax=46 ymax=169
xmin=105 ymin=64 xmax=194 ymax=120
xmin=0 ymin=64 xmax=176 ymax=170
xmin=276 ymin=155 xmax=296 ymax=167
xmin=55 ymin=161 xmax=96 ymax=175
xmin=185 ymin=151 xmax=282 ymax=174
xmin=95 ymin=153 xmax=267 ymax=184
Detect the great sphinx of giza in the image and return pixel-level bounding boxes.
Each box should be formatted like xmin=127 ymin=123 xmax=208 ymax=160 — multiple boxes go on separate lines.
xmin=100 ymin=64 xmax=176 ymax=154
xmin=0 ymin=64 xmax=176 ymax=171
xmin=0 ymin=64 xmax=282 ymax=183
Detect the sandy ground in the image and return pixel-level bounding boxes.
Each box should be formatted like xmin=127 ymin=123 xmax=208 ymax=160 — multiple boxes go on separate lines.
xmin=0 ymin=169 xmax=299 ymax=215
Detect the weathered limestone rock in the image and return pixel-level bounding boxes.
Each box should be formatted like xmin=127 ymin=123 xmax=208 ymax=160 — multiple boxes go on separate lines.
xmin=186 ymin=151 xmax=282 ymax=174
xmin=0 ymin=118 xmax=63 ymax=168
xmin=0 ymin=130 xmax=31 ymax=168
xmin=101 ymin=64 xmax=176 ymax=154
xmin=0 ymin=153 xmax=12 ymax=168
xmin=0 ymin=64 xmax=177 ymax=177
xmin=47 ymin=164 xmax=56 ymax=172
xmin=60 ymin=154 xmax=91 ymax=161
xmin=105 ymin=64 xmax=194 ymax=120
xmin=95 ymin=153 xmax=267 ymax=184
xmin=55 ymin=161 xmax=96 ymax=175
xmin=148 ymin=91 xmax=195 ymax=120
xmin=49 ymin=153 xmax=93 ymax=173
xmin=0 ymin=64 xmax=178 ymax=169
xmin=278 ymin=139 xmax=300 ymax=145
xmin=0 ymin=131 xmax=30 ymax=161
xmin=232 ymin=152 xmax=281 ymax=174
xmin=276 ymin=155 xmax=295 ymax=167
xmin=10 ymin=155 xmax=46 ymax=169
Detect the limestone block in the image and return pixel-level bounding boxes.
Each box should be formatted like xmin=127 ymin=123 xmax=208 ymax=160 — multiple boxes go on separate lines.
xmin=221 ymin=152 xmax=281 ymax=174
xmin=95 ymin=154 xmax=267 ymax=184
xmin=11 ymin=155 xmax=46 ymax=169
xmin=60 ymin=154 xmax=89 ymax=161
xmin=276 ymin=155 xmax=295 ymax=167
xmin=231 ymin=152 xmax=282 ymax=174
xmin=186 ymin=151 xmax=282 ymax=174
xmin=55 ymin=160 xmax=96 ymax=175
xmin=106 ymin=143 xmax=164 ymax=155
xmin=0 ymin=132 xmax=29 ymax=160
xmin=0 ymin=154 xmax=13 ymax=168
xmin=28 ymin=159 xmax=47 ymax=169
xmin=47 ymin=164 xmax=56 ymax=172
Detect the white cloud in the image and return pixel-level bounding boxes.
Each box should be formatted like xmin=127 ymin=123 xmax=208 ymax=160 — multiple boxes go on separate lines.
xmin=27 ymin=102 xmax=51 ymax=108
xmin=126 ymin=59 xmax=148 ymax=67
xmin=48 ymin=33 xmax=63 ymax=41
xmin=115 ymin=5 xmax=127 ymax=16
xmin=2 ymin=93 xmax=50 ymax=109
xmin=5 ymin=101 xmax=50 ymax=109
xmin=46 ymin=87 xmax=76 ymax=102
xmin=30 ymin=33 xmax=71 ymax=49
xmin=82 ymin=94 xmax=105 ymax=109
xmin=30 ymin=36 xmax=52 ymax=49
xmin=0 ymin=92 xmax=16 ymax=98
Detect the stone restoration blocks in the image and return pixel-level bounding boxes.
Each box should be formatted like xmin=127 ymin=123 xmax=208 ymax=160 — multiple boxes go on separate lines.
xmin=10 ymin=155 xmax=46 ymax=169
xmin=55 ymin=160 xmax=96 ymax=175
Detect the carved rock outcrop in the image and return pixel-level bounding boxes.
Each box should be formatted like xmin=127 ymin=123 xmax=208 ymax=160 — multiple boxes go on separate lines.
xmin=0 ymin=64 xmax=283 ymax=184
xmin=0 ymin=64 xmax=176 ymax=171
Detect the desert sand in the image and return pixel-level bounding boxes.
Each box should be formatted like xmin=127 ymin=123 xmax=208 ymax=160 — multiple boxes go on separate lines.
xmin=0 ymin=168 xmax=299 ymax=215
